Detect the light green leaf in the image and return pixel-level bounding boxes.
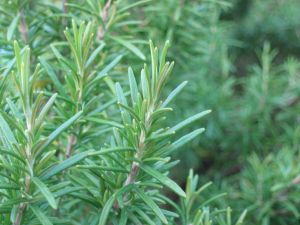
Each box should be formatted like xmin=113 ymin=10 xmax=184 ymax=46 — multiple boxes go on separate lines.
xmin=115 ymin=83 xmax=128 ymax=106
xmin=170 ymin=110 xmax=211 ymax=132
xmin=32 ymin=177 xmax=57 ymax=209
xmin=50 ymin=45 xmax=76 ymax=73
xmin=35 ymin=93 xmax=57 ymax=130
xmin=97 ymin=55 xmax=123 ymax=78
xmin=236 ymin=210 xmax=247 ymax=225
xmin=88 ymin=147 xmax=135 ymax=156
xmin=195 ymin=182 xmax=213 ymax=195
xmin=14 ymin=41 xmax=21 ymax=72
xmin=38 ymin=111 xmax=82 ymax=154
xmin=201 ymin=193 xmax=227 ymax=207
xmin=141 ymin=68 xmax=150 ymax=100
xmin=7 ymin=15 xmax=20 ymax=41
xmin=86 ymin=117 xmax=124 ymax=129
xmin=128 ymin=67 xmax=139 ymax=104
xmin=41 ymin=151 xmax=90 ymax=180
xmin=161 ymin=81 xmax=187 ymax=108
xmin=98 ymin=194 xmax=115 ymax=225
xmin=159 ymin=40 xmax=170 ymax=71
xmin=0 ymin=114 xmax=17 ymax=149
xmin=2 ymin=52 xmax=19 ymax=78
xmin=0 ymin=149 xmax=25 ymax=163
xmin=30 ymin=206 xmax=53 ymax=225
xmin=86 ymin=42 xmax=105 ymax=67
xmin=167 ymin=128 xmax=205 ymax=154
xmin=119 ymin=209 xmax=129 ymax=225
xmin=140 ymin=164 xmax=186 ymax=197
xmin=6 ymin=98 xmax=22 ymax=121
xmin=39 ymin=57 xmax=66 ymax=96
xmin=115 ymin=83 xmax=130 ymax=123
xmin=111 ymin=37 xmax=145 ymax=60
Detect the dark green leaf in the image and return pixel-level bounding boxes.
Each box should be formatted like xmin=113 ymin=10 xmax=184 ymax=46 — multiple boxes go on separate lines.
xmin=135 ymin=188 xmax=168 ymax=224
xmin=140 ymin=164 xmax=186 ymax=197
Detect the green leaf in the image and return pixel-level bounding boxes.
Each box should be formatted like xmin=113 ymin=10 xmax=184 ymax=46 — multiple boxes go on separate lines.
xmin=140 ymin=164 xmax=186 ymax=197
xmin=159 ymin=40 xmax=170 ymax=71
xmin=161 ymin=81 xmax=187 ymax=108
xmin=35 ymin=93 xmax=57 ymax=130
xmin=195 ymin=182 xmax=213 ymax=195
xmin=6 ymin=98 xmax=22 ymax=121
xmin=41 ymin=151 xmax=90 ymax=180
xmin=97 ymin=55 xmax=123 ymax=78
xmin=39 ymin=57 xmax=66 ymax=96
xmin=115 ymin=83 xmax=131 ymax=123
xmin=98 ymin=185 xmax=135 ymax=225
xmin=0 ymin=114 xmax=17 ymax=149
xmin=35 ymin=150 xmax=57 ymax=173
xmin=0 ymin=183 xmax=19 ymax=190
xmin=141 ymin=68 xmax=150 ymax=100
xmin=7 ymin=15 xmax=20 ymax=41
xmin=30 ymin=206 xmax=53 ymax=225
xmin=115 ymin=83 xmax=128 ymax=106
xmin=117 ymin=0 xmax=151 ymax=13
xmin=77 ymin=165 xmax=128 ymax=173
xmin=65 ymin=3 xmax=99 ymax=16
xmin=38 ymin=111 xmax=82 ymax=155
xmin=32 ymin=177 xmax=57 ymax=209
xmin=132 ymin=206 xmax=157 ymax=225
xmin=2 ymin=52 xmax=19 ymax=78
xmin=86 ymin=117 xmax=124 ymax=129
xmin=167 ymin=128 xmax=205 ymax=154
xmin=0 ymin=148 xmax=25 ymax=163
xmin=88 ymin=147 xmax=135 ymax=156
xmin=128 ymin=67 xmax=139 ymax=104
xmin=149 ymin=40 xmax=158 ymax=90
xmin=170 ymin=110 xmax=211 ymax=132
xmin=85 ymin=42 xmax=105 ymax=68
xmin=235 ymin=210 xmax=247 ymax=225
xmin=119 ymin=209 xmax=129 ymax=225
xmin=201 ymin=193 xmax=227 ymax=207
xmin=50 ymin=45 xmax=76 ymax=73
xmin=111 ymin=37 xmax=146 ymax=60
xmin=135 ymin=188 xmax=168 ymax=224
xmin=98 ymin=194 xmax=115 ymax=225
xmin=14 ymin=41 xmax=21 ymax=72
xmin=0 ymin=205 xmax=10 ymax=214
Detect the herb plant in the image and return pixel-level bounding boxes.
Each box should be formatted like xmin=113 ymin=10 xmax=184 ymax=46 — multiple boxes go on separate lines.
xmin=1 ymin=0 xmax=300 ymax=225
xmin=0 ymin=1 xmax=246 ymax=224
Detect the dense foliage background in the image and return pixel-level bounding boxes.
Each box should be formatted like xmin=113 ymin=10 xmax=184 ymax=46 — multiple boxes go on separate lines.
xmin=0 ymin=0 xmax=300 ymax=224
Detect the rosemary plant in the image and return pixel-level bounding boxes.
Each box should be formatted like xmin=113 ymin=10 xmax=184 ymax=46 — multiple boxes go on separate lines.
xmin=2 ymin=0 xmax=299 ymax=225
xmin=0 ymin=23 xmax=246 ymax=225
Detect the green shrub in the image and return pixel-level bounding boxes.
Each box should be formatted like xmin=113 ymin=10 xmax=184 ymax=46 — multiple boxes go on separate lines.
xmin=226 ymin=147 xmax=300 ymax=225
xmin=1 ymin=0 xmax=300 ymax=224
xmin=0 ymin=1 xmax=246 ymax=224
xmin=231 ymin=0 xmax=300 ymax=55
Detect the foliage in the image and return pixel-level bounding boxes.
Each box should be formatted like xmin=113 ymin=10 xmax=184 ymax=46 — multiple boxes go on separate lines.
xmin=1 ymin=0 xmax=300 ymax=225
xmin=131 ymin=0 xmax=300 ymax=224
xmin=229 ymin=0 xmax=300 ymax=55
xmin=225 ymin=148 xmax=300 ymax=225
xmin=0 ymin=1 xmax=248 ymax=224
